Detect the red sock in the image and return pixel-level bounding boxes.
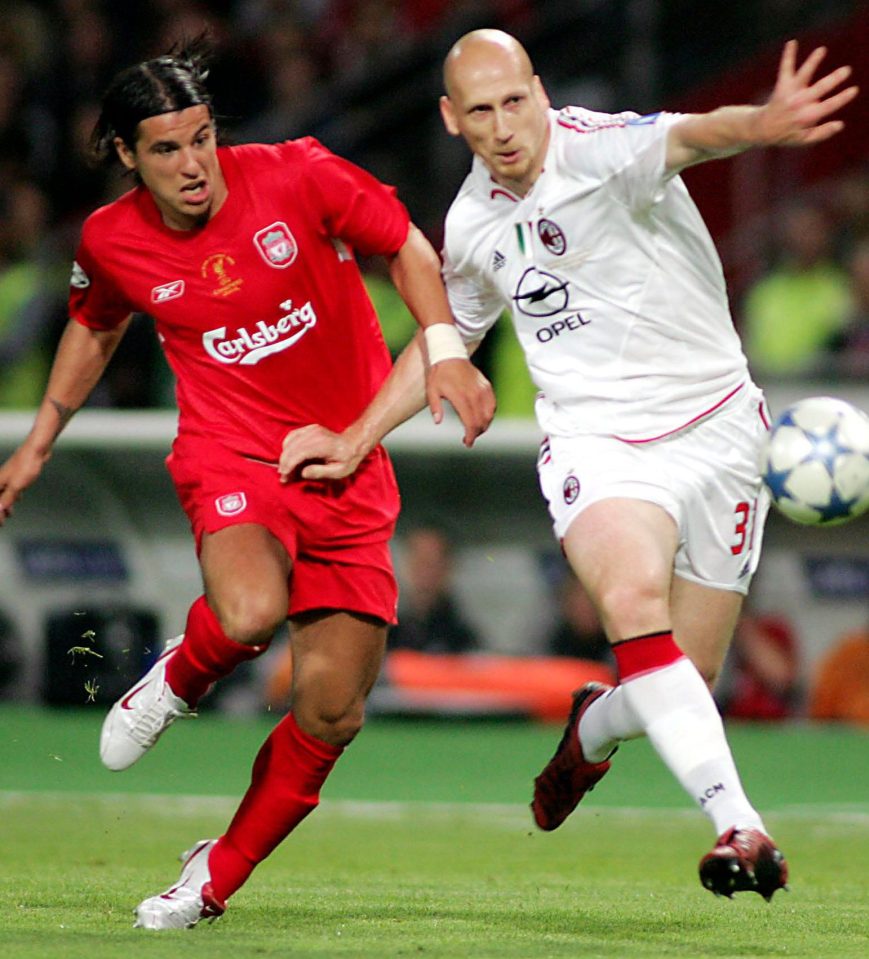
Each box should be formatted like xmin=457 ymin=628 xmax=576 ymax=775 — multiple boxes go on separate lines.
xmin=207 ymin=713 xmax=342 ymax=901
xmin=165 ymin=595 xmax=268 ymax=706
xmin=612 ymin=630 xmax=684 ymax=681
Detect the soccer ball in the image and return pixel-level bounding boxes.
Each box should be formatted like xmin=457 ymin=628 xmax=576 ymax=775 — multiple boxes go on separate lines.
xmin=762 ymin=396 xmax=869 ymax=526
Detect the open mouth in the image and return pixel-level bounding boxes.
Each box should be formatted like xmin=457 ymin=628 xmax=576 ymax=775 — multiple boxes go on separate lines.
xmin=181 ymin=180 xmax=209 ymax=204
xmin=497 ymin=150 xmax=521 ymax=164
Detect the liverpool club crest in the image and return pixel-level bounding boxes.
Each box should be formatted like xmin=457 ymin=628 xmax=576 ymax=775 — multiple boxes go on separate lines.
xmin=253 ymin=222 xmax=298 ymax=268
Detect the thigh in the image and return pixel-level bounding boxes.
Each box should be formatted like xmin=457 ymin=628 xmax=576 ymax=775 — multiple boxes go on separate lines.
xmin=538 ymin=433 xmax=681 ymax=543
xmin=200 ymin=523 xmax=291 ymax=642
xmin=562 ymin=498 xmax=679 ymax=642
xmin=670 ymin=574 xmax=743 ymax=688
xmin=289 ymin=610 xmax=387 ymax=743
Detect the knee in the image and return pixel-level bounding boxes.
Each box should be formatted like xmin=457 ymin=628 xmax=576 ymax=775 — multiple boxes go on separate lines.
xmin=213 ymin=594 xmax=286 ymax=647
xmin=295 ymin=699 xmax=366 ymax=748
xmin=598 ymin=580 xmax=669 ymax=639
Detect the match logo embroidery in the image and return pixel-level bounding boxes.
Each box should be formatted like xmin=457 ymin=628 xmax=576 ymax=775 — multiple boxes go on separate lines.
xmin=201 ymin=254 xmax=243 ymax=298
xmin=563 ymin=475 xmax=580 ymax=504
xmin=151 ymin=280 xmax=185 ymax=303
xmin=254 ymin=222 xmax=298 ymax=268
xmin=215 ymin=492 xmax=247 ymax=516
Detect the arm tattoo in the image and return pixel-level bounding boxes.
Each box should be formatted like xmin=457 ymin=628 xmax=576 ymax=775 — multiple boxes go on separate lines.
xmin=49 ymin=398 xmax=78 ymax=440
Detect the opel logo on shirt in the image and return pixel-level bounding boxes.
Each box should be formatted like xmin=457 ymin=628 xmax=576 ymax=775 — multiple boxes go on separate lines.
xmin=512 ymin=267 xmax=570 ymax=317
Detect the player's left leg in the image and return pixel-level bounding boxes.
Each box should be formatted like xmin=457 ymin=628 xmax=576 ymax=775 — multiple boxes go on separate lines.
xmin=135 ymin=610 xmax=386 ymax=928
xmin=208 ymin=609 xmax=387 ymax=901
xmin=669 ymin=576 xmax=788 ymax=899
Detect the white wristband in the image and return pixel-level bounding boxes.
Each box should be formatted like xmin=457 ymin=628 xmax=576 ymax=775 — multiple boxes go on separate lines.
xmin=424 ymin=324 xmax=468 ymax=365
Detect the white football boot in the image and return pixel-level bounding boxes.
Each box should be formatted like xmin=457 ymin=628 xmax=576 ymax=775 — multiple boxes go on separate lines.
xmin=100 ymin=634 xmax=194 ymax=771
xmin=135 ymin=839 xmax=226 ymax=929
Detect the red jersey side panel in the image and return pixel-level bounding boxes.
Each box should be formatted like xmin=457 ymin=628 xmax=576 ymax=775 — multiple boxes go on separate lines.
xmin=69 ymin=139 xmax=410 ymax=460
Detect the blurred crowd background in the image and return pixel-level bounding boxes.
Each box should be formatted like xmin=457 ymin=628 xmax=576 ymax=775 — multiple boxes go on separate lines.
xmin=0 ymin=0 xmax=867 ymax=723
xmin=1 ymin=0 xmax=868 ymax=411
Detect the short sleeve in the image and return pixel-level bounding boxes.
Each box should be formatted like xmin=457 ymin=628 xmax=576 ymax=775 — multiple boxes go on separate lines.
xmin=558 ymin=108 xmax=686 ymax=212
xmin=299 ymin=140 xmax=410 ymax=257
xmin=68 ymin=228 xmax=135 ymax=331
xmin=442 ymin=248 xmax=503 ymax=343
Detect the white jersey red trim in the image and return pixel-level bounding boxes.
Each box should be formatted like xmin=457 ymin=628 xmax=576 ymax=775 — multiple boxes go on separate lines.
xmin=442 ymin=107 xmax=753 ymax=442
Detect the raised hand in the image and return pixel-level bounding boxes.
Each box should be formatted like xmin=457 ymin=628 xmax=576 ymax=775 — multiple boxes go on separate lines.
xmin=757 ymin=40 xmax=858 ymax=147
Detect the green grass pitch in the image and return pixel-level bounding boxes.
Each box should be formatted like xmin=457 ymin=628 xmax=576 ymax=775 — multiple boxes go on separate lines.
xmin=0 ymin=706 xmax=867 ymax=958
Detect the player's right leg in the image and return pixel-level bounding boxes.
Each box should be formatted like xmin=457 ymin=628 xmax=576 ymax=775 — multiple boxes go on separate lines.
xmin=100 ymin=523 xmax=289 ymax=771
xmin=531 ymin=498 xmax=675 ymax=828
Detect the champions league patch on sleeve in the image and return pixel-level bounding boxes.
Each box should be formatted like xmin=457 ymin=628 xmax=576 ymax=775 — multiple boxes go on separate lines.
xmin=70 ymin=261 xmax=90 ymax=289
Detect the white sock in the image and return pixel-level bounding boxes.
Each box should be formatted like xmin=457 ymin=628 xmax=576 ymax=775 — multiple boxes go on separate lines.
xmin=579 ymin=686 xmax=644 ymax=762
xmin=580 ymin=658 xmax=765 ymax=836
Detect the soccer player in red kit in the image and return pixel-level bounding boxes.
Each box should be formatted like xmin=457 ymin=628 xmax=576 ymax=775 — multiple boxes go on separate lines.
xmin=0 ymin=41 xmax=494 ymax=929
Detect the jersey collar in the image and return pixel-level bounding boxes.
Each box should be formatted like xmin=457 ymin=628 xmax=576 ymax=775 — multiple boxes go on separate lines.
xmin=472 ymin=109 xmax=558 ymax=204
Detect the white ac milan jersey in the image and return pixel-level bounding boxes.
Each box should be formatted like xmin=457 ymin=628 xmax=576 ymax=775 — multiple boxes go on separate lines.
xmin=442 ymin=107 xmax=752 ymax=441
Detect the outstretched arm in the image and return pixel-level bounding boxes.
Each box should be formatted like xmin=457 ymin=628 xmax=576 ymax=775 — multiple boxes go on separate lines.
xmin=666 ymin=40 xmax=858 ymax=172
xmin=0 ymin=317 xmax=130 ymax=523
xmin=279 ymin=331 xmax=487 ymax=482
xmin=278 ymin=223 xmax=495 ymax=483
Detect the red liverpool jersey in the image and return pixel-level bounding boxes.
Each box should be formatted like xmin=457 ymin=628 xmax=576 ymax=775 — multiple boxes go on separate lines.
xmin=69 ymin=139 xmax=410 ymax=460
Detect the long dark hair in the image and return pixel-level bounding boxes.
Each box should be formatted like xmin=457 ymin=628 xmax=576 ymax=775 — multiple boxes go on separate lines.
xmin=90 ymin=35 xmax=215 ymax=165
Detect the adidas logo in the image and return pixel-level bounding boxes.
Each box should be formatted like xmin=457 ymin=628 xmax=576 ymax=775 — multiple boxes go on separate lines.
xmin=493 ymin=249 xmax=506 ymax=271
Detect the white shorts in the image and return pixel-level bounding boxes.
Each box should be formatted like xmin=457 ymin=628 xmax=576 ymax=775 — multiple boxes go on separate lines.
xmin=537 ymin=385 xmax=771 ymax=594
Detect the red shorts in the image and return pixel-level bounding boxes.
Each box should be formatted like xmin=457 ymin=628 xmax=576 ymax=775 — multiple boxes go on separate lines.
xmin=167 ymin=435 xmax=400 ymax=624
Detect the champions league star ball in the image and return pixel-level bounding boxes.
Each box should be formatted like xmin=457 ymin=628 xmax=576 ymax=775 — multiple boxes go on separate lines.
xmin=762 ymin=396 xmax=869 ymax=526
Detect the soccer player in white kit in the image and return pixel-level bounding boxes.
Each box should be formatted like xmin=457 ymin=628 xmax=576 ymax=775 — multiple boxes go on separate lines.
xmin=279 ymin=31 xmax=857 ymax=899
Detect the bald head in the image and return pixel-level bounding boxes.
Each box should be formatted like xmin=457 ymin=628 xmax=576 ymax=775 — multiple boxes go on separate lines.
xmin=443 ymin=29 xmax=534 ymax=99
xmin=439 ymin=28 xmax=550 ymax=197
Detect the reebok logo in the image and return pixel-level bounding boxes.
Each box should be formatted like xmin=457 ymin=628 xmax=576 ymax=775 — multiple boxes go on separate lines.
xmin=203 ymin=300 xmax=317 ymax=365
xmin=151 ymin=280 xmax=185 ymax=303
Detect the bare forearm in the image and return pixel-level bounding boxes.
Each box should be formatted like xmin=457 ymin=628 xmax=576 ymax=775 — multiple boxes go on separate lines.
xmin=277 ymin=332 xmax=430 ymax=482
xmin=346 ymin=331 xmax=429 ymax=455
xmin=25 ymin=318 xmax=130 ymax=455
xmin=667 ymin=106 xmax=763 ymax=169
xmin=0 ymin=317 xmax=130 ymax=518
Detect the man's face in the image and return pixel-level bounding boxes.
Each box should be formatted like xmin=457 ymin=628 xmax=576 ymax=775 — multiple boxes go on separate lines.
xmin=115 ymin=104 xmax=226 ymax=230
xmin=441 ymin=54 xmax=550 ymax=197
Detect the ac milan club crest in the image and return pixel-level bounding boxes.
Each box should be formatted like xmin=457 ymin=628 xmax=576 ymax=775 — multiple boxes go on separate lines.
xmin=215 ymin=492 xmax=248 ymax=516
xmin=253 ymin=222 xmax=298 ymax=268
xmin=538 ymin=218 xmax=567 ymax=255
xmin=563 ymin=474 xmax=580 ymax=505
